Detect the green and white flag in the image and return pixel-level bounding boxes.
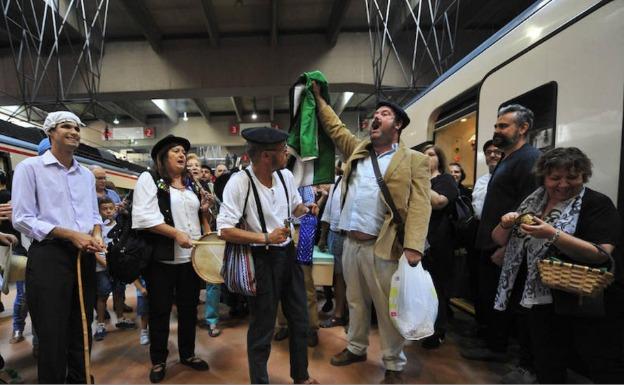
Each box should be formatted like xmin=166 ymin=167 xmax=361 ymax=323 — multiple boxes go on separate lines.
xmin=287 ymin=70 xmax=335 ymax=187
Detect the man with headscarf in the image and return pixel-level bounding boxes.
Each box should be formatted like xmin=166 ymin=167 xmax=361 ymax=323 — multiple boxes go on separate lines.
xmin=12 ymin=111 xmax=104 ymax=383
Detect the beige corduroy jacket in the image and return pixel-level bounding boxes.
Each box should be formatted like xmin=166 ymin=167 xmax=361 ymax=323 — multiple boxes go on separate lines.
xmin=317 ymin=104 xmax=432 ymax=260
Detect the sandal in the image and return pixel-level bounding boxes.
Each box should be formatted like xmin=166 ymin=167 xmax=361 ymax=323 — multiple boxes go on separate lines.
xmin=320 ymin=317 xmax=347 ymax=328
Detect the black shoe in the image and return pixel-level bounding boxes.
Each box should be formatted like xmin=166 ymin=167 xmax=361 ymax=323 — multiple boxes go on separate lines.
xmin=421 ymin=334 xmax=444 ymax=350
xmin=181 ymin=356 xmax=209 ymax=371
xmin=274 ymin=327 xmax=289 ymax=341
xmin=307 ymin=329 xmax=319 ymax=347
xmin=321 ymin=299 xmax=333 ymax=313
xmin=330 ymin=348 xmax=366 ymax=366
xmin=149 ymin=363 xmax=166 ymax=383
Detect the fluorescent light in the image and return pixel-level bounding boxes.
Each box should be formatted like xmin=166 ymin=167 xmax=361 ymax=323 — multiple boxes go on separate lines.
xmin=460 ymin=118 xmax=467 ymax=122
xmin=113 ymin=117 xmax=120 ymax=125
xmin=183 ymin=112 xmax=189 ymax=122
xmin=251 ymin=112 xmax=258 ymax=120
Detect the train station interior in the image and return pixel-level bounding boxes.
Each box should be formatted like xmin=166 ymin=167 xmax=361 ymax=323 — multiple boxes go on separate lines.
xmin=0 ymin=0 xmax=622 ymax=384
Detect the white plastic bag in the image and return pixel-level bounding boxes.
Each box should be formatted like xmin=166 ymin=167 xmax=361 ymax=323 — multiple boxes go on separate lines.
xmin=388 ymin=255 xmax=438 ymax=340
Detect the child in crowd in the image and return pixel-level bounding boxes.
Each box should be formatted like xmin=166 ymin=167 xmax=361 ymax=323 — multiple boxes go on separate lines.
xmin=94 ymin=197 xmax=136 ymax=341
xmin=133 ymin=278 xmax=149 ymax=345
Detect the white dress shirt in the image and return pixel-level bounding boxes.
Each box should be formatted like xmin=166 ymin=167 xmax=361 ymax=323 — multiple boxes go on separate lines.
xmin=12 ymin=150 xmax=102 ymax=242
xmin=217 ymin=166 xmax=302 ymax=246
xmin=339 ymin=144 xmax=397 ymax=236
xmin=321 ymin=175 xmax=342 ymax=232
xmin=472 ymin=173 xmax=491 ymax=220
xmin=132 ymin=172 xmax=202 ymax=264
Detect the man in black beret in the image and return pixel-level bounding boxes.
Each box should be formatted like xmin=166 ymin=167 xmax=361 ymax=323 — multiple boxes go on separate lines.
xmin=217 ymin=126 xmax=319 ymax=384
xmin=312 ymin=82 xmax=431 ymax=384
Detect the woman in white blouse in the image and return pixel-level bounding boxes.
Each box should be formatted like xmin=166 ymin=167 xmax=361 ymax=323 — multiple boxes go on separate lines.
xmin=132 ymin=135 xmax=212 ymax=383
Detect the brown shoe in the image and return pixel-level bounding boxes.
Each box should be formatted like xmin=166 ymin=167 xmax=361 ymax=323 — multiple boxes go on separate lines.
xmin=380 ymin=369 xmax=404 ymax=384
xmin=330 ymin=348 xmax=366 ymax=366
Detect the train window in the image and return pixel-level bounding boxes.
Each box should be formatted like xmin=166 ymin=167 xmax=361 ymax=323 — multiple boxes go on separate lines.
xmin=499 ymin=81 xmax=557 ymax=151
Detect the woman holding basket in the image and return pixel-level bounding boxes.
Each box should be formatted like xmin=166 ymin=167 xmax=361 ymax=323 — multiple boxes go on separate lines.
xmin=132 ymin=135 xmax=213 ymax=383
xmin=491 ymin=147 xmax=624 ymax=383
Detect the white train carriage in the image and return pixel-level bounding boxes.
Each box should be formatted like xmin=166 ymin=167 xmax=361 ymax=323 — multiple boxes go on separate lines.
xmin=402 ymin=0 xmax=624 ymax=215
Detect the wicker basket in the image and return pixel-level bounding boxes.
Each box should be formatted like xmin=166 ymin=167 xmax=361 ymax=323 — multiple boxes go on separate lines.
xmin=538 ymin=259 xmax=614 ymax=297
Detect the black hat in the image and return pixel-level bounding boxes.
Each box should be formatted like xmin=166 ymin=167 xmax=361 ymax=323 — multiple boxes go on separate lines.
xmin=376 ymin=100 xmax=410 ymax=130
xmin=151 ymin=135 xmax=191 ymax=161
xmin=241 ymin=126 xmax=289 ymax=144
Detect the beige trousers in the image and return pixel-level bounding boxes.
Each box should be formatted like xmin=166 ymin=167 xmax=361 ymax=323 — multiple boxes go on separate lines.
xmin=276 ymin=265 xmax=319 ymax=329
xmin=343 ymin=237 xmax=406 ymax=371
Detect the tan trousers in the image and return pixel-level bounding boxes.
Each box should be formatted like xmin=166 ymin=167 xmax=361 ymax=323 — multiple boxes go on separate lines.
xmin=343 ymin=237 xmax=406 ymax=371
xmin=277 ymin=265 xmax=318 ymax=329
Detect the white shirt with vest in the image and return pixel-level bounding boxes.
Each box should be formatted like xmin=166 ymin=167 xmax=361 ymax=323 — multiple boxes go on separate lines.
xmin=132 ymin=172 xmax=202 ymax=264
xmin=217 ymin=166 xmax=302 ymax=247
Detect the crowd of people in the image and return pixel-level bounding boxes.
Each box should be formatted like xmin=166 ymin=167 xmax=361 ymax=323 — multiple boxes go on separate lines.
xmin=0 ymin=82 xmax=621 ymax=385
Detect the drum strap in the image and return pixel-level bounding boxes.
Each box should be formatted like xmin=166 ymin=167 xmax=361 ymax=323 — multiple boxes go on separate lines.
xmin=243 ymin=169 xmax=267 ymax=234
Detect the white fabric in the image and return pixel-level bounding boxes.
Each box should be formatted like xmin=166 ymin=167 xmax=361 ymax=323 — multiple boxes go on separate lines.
xmin=132 ymin=172 xmax=202 ymax=264
xmin=471 ymin=173 xmax=491 ymax=219
xmin=217 ymin=166 xmax=302 ymax=246
xmin=339 ymin=144 xmax=397 ymax=236
xmin=43 ymin=111 xmax=85 ymax=133
xmin=321 ymin=175 xmax=342 ymax=231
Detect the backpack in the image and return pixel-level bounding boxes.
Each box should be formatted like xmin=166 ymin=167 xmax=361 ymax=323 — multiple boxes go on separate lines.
xmin=106 ymin=192 xmax=152 ymax=283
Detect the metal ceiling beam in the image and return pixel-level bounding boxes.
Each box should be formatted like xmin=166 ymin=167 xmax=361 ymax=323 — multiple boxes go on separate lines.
xmin=270 ymin=0 xmax=278 ymax=46
xmin=230 ymin=96 xmax=244 ymax=123
xmin=151 ymin=99 xmax=178 ymax=124
xmin=326 ymin=0 xmax=352 ymax=46
xmin=193 ymin=98 xmax=211 ymax=122
xmin=199 ymin=0 xmax=219 ymax=47
xmin=112 ymin=101 xmax=147 ymax=125
xmin=118 ymin=0 xmax=162 ymax=53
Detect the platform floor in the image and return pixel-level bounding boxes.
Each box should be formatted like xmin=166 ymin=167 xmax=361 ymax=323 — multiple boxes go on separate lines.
xmin=0 ymin=286 xmax=511 ymax=384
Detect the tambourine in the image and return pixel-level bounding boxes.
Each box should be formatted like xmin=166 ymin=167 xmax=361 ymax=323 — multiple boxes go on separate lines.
xmin=191 ymin=232 xmax=225 ymax=284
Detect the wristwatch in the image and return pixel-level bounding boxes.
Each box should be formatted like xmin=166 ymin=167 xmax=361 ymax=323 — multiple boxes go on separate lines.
xmin=549 ymin=229 xmax=561 ymax=244
xmin=264 ymin=233 xmax=270 ymax=244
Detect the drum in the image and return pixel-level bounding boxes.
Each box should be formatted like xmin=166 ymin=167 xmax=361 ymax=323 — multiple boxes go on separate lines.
xmin=191 ymin=232 xmax=226 ymax=284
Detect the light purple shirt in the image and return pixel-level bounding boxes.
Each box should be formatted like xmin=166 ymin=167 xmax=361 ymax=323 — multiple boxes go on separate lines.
xmin=12 ymin=151 xmax=102 ymax=242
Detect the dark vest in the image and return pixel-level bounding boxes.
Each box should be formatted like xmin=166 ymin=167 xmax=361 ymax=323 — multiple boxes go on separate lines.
xmin=142 ymin=171 xmax=203 ymax=262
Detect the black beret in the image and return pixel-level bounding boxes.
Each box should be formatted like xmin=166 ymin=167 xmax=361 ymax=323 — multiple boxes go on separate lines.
xmin=241 ymin=126 xmax=289 ymax=144
xmin=376 ymin=100 xmax=410 ymax=130
xmin=151 ymin=135 xmax=191 ymax=161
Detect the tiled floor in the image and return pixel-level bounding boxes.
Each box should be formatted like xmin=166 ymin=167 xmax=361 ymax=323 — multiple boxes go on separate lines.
xmin=0 ymin=286 xmax=509 ymax=384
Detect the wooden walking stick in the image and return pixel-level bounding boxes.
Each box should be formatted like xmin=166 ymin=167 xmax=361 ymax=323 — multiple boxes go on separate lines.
xmin=76 ymin=251 xmax=92 ymax=384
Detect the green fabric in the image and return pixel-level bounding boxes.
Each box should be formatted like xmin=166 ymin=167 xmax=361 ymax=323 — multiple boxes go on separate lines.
xmin=287 ymin=70 xmax=335 ymax=185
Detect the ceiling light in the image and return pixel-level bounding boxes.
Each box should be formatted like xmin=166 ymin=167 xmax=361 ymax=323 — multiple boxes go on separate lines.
xmin=251 ymin=112 xmax=258 ymax=120
xmin=460 ymin=118 xmax=467 ymax=122
xmin=183 ymin=112 xmax=189 ymax=122
xmin=113 ymin=117 xmax=120 ymax=125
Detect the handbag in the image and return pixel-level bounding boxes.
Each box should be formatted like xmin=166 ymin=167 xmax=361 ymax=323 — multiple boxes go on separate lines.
xmin=540 ymin=244 xmax=615 ymax=317
xmin=221 ymin=171 xmax=256 ymax=296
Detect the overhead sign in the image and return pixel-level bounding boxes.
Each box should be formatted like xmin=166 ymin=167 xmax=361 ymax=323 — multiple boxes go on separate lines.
xmin=102 ymin=127 xmax=156 ymax=140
